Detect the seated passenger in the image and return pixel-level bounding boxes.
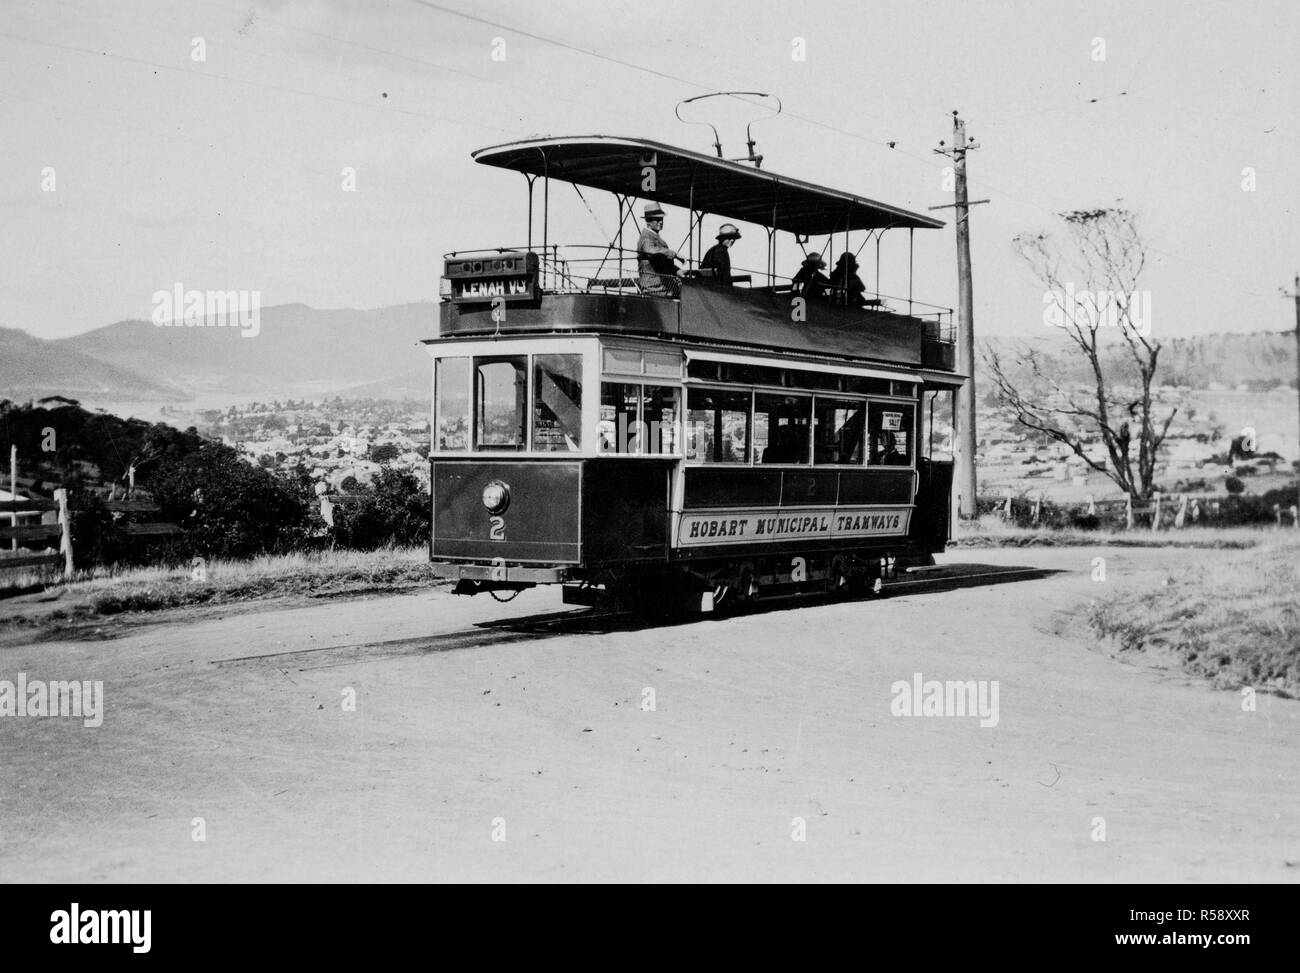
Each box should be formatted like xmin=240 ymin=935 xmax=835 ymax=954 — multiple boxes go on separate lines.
xmin=875 ymin=431 xmax=910 ymax=466
xmin=792 ymin=253 xmax=830 ymax=301
xmin=637 ymin=204 xmax=682 ymax=297
xmin=829 ymin=253 xmax=868 ymax=307
xmin=700 ymin=224 xmax=741 ymax=284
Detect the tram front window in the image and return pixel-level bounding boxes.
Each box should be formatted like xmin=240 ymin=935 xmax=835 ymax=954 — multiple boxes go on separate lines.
xmin=813 ymin=398 xmax=865 ymax=465
xmin=686 ymin=388 xmax=750 ymax=463
xmin=475 ymin=357 xmax=527 ymax=449
xmin=532 ymin=354 xmax=583 ymax=452
xmin=435 ymin=357 xmax=470 ymax=450
xmin=755 ymin=393 xmax=811 ymax=465
xmin=867 ymin=402 xmax=915 ymax=466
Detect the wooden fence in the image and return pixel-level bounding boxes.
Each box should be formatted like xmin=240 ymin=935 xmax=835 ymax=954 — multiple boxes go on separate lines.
xmin=991 ymin=487 xmax=1300 ymax=531
xmin=1 ymin=492 xmax=181 ymax=580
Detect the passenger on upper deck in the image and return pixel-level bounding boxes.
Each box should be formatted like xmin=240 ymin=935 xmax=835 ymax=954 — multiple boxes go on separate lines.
xmin=637 ymin=204 xmax=682 ymax=297
xmin=829 ymin=253 xmax=868 ymax=307
xmin=792 ymin=253 xmax=831 ymax=302
xmin=700 ymin=224 xmax=741 ymax=285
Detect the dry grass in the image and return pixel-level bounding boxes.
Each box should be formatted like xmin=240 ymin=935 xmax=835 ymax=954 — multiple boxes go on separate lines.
xmin=1 ymin=546 xmax=440 ymax=631
xmin=954 ymin=520 xmax=1279 ymax=549
xmin=1087 ymin=535 xmax=1300 ymax=695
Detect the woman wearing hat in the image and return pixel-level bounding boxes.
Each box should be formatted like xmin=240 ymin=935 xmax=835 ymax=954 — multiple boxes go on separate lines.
xmin=829 ymin=252 xmax=868 ymax=307
xmin=637 ymin=204 xmax=681 ymax=296
xmin=792 ymin=252 xmax=831 ymax=302
xmin=700 ymin=223 xmax=741 ymax=285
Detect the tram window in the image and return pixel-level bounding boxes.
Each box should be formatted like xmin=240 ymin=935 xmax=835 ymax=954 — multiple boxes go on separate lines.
xmin=600 ymin=383 xmax=639 ymax=454
xmin=867 ymin=402 xmax=915 ymax=466
xmin=475 ymin=357 xmax=527 ymax=449
xmin=813 ymin=398 xmax=865 ymax=465
xmin=603 ymin=348 xmax=641 ymax=375
xmin=434 ymin=357 xmax=470 ymax=451
xmin=722 ymin=363 xmax=782 ymax=387
xmin=532 ymin=354 xmax=583 ymax=452
xmin=644 ymin=385 xmax=679 ymax=454
xmin=843 ymin=376 xmax=893 ymax=397
xmin=601 ymin=383 xmax=680 ymax=454
xmin=787 ymin=369 xmax=840 ymax=392
xmin=754 ymin=393 xmax=811 ymax=465
xmin=686 ymin=388 xmax=750 ymax=463
xmin=644 ymin=352 xmax=681 ymax=379
xmin=921 ymin=390 xmax=955 ymax=461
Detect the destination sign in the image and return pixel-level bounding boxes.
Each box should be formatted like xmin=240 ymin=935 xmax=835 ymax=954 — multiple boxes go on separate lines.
xmin=451 ymin=276 xmax=537 ymax=301
xmin=677 ymin=505 xmax=911 ymax=547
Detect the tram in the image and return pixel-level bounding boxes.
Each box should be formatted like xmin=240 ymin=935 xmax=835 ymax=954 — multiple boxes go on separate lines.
xmin=426 ymin=135 xmax=965 ymax=614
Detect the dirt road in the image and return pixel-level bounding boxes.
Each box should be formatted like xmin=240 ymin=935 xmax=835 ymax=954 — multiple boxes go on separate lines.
xmin=2 ymin=546 xmax=1297 ymax=882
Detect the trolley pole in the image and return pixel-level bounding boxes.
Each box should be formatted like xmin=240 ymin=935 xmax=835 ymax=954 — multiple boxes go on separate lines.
xmin=1292 ymin=275 xmax=1300 ymax=508
xmin=933 ymin=112 xmax=985 ymax=519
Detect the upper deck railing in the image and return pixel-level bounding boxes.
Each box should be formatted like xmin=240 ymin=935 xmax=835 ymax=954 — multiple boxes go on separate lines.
xmin=442 ymin=243 xmax=955 ymax=341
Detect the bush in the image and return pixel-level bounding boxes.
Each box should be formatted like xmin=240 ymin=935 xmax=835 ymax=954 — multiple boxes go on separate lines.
xmin=1224 ymin=476 xmax=1245 ymax=495
xmin=330 ymin=467 xmax=430 ymax=550
xmin=149 ymin=444 xmax=313 ymax=559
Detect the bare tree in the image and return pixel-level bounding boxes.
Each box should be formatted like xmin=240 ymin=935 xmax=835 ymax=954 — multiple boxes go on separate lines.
xmin=984 ymin=207 xmax=1175 ymax=500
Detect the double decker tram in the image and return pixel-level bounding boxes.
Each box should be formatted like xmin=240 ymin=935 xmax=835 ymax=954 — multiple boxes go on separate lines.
xmin=428 ymin=136 xmax=965 ymax=615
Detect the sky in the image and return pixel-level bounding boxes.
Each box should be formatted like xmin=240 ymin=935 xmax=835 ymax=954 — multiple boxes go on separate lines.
xmin=1 ymin=0 xmax=1296 ymax=341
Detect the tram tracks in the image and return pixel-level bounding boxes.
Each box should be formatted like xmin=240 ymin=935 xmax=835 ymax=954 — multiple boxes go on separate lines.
xmin=212 ymin=563 xmax=1056 ymax=673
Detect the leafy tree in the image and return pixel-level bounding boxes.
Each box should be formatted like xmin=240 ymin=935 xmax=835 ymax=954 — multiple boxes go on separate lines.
xmin=149 ymin=444 xmax=312 ymax=558
xmin=330 ymin=467 xmax=429 ymax=550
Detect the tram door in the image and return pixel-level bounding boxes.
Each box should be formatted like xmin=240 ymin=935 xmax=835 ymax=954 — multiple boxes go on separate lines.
xmin=912 ymin=386 xmax=957 ymax=551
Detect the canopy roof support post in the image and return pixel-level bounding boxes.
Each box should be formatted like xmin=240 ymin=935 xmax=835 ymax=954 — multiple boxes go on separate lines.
xmin=908 ymin=228 xmax=914 ymax=317
xmin=766 ymin=227 xmax=776 ymax=286
xmin=524 ymin=174 xmax=537 ymax=253
xmin=614 ymin=193 xmax=626 ymax=286
xmin=875 ymin=231 xmax=882 ymax=302
xmin=540 ymin=148 xmax=551 ymax=291
xmin=687 ymin=163 xmax=696 ymax=266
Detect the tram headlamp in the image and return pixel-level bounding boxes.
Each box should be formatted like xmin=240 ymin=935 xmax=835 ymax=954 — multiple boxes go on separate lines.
xmin=481 ymin=480 xmax=511 ymax=514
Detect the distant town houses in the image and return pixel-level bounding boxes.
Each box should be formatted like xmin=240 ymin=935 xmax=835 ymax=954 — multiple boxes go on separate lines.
xmin=203 ymin=398 xmax=431 ymax=492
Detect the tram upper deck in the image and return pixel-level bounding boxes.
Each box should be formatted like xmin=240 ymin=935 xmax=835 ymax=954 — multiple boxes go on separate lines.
xmin=437 ymin=137 xmax=959 ymax=374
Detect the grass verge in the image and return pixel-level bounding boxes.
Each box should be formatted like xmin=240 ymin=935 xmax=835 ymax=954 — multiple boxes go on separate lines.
xmin=1086 ymin=536 xmax=1300 ymax=695
xmin=954 ymin=521 xmax=1278 ymax=549
xmin=1 ymin=546 xmax=442 ymax=634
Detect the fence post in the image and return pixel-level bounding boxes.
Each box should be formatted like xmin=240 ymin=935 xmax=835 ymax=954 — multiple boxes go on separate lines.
xmin=1125 ymin=494 xmax=1134 ymax=531
xmin=1003 ymin=488 xmax=1013 ymax=521
xmin=1086 ymin=493 xmax=1096 ymax=516
xmin=1032 ymin=492 xmax=1042 ymax=526
xmin=1276 ymin=503 xmax=1283 ymax=530
xmin=1292 ymin=504 xmax=1299 ymax=529
xmin=1152 ymin=492 xmax=1161 ymax=532
xmin=54 ymin=488 xmax=72 ymax=581
xmin=8 ymin=444 xmax=16 ymax=553
xmin=1174 ymin=493 xmax=1187 ymax=529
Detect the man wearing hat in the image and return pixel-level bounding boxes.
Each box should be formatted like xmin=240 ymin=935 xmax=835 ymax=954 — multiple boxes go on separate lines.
xmin=792 ymin=252 xmax=831 ymax=302
xmin=637 ymin=204 xmax=681 ymax=297
xmin=830 ymin=252 xmax=868 ymax=307
xmin=700 ymin=223 xmax=741 ymax=285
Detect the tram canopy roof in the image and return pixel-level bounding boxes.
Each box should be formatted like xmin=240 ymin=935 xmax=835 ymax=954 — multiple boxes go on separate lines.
xmin=472 ymin=136 xmax=944 ymax=236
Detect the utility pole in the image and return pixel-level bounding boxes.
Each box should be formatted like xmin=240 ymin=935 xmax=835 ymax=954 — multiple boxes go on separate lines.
xmin=933 ymin=111 xmax=987 ymax=519
xmin=1286 ymin=275 xmax=1300 ymax=508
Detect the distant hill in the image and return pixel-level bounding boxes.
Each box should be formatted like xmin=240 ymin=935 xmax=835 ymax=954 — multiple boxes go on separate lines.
xmin=5 ymin=302 xmax=1293 ymax=407
xmin=0 ymin=327 xmax=187 ymax=402
xmin=979 ymin=330 xmax=1296 ymax=391
xmin=57 ymin=302 xmax=437 ymax=398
